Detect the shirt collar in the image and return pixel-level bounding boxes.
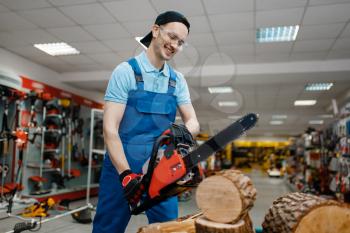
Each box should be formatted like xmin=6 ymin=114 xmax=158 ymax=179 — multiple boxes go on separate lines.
xmin=137 ymin=51 xmax=170 ymax=77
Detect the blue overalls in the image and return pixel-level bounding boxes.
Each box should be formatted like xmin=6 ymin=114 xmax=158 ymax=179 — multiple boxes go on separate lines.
xmin=92 ymin=58 xmax=179 ymax=233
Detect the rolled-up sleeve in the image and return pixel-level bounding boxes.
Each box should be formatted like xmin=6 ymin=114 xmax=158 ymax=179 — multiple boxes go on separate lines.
xmin=104 ymin=62 xmax=134 ymax=104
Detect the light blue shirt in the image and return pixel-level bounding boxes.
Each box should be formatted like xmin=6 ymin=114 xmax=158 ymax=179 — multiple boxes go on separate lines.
xmin=104 ymin=51 xmax=191 ymax=106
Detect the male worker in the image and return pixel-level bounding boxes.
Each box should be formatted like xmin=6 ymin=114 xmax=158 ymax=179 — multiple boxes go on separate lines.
xmin=93 ymin=11 xmax=200 ymax=233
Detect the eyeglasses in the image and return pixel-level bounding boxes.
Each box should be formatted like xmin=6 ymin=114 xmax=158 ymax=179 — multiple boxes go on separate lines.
xmin=159 ymin=27 xmax=187 ymax=51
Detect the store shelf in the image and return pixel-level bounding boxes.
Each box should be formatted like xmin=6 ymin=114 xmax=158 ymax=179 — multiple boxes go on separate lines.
xmin=22 ymin=184 xmax=99 ymax=202
xmin=26 ymin=163 xmax=59 ymax=172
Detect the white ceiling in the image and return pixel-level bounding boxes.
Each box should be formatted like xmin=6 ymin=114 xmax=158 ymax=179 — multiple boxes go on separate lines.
xmin=1 ymin=0 xmax=350 ymax=138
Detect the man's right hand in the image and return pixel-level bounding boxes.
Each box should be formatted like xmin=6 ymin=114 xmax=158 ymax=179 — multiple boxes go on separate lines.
xmin=119 ymin=169 xmax=144 ymax=206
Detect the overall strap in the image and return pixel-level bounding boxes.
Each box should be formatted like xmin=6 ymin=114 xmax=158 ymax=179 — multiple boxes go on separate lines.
xmin=167 ymin=66 xmax=177 ymax=95
xmin=127 ymin=58 xmax=144 ymax=90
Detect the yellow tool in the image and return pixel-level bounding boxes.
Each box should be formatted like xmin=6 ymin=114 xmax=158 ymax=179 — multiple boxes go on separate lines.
xmin=21 ymin=198 xmax=55 ymax=218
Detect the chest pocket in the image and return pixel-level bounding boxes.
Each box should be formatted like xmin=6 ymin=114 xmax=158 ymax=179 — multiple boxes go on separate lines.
xmin=135 ymin=100 xmax=171 ymax=115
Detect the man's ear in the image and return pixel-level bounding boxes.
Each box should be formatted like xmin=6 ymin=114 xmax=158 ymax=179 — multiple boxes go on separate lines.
xmin=151 ymin=24 xmax=160 ymax=38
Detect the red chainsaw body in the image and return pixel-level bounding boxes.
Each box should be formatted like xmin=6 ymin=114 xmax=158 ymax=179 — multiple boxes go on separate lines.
xmin=148 ymin=150 xmax=186 ymax=198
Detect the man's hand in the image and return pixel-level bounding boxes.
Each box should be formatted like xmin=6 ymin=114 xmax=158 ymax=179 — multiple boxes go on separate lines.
xmin=119 ymin=169 xmax=144 ymax=206
xmin=162 ymin=124 xmax=196 ymax=147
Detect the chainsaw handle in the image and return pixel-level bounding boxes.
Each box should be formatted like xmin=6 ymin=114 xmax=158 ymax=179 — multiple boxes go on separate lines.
xmin=141 ymin=135 xmax=170 ymax=189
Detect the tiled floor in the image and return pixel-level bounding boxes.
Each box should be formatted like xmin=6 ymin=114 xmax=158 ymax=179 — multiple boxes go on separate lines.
xmin=0 ymin=168 xmax=289 ymax=233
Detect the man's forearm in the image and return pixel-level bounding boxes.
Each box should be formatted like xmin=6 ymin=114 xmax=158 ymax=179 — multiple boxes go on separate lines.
xmin=185 ymin=118 xmax=200 ymax=137
xmin=104 ymin=132 xmax=130 ymax=174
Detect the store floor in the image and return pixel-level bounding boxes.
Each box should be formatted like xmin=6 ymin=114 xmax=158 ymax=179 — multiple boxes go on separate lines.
xmin=0 ymin=168 xmax=289 ymax=233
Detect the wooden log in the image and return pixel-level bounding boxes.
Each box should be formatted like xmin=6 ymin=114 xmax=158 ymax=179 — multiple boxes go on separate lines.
xmin=195 ymin=215 xmax=254 ymax=233
xmin=137 ymin=219 xmax=195 ymax=233
xmin=195 ymin=169 xmax=257 ymax=223
xmin=262 ymin=192 xmax=350 ymax=233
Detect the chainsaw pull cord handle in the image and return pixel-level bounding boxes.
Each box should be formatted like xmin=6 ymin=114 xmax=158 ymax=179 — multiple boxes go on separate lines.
xmin=141 ymin=135 xmax=170 ymax=189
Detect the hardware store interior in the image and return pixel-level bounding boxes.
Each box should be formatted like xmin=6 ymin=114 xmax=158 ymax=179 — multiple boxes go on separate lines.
xmin=1 ymin=1 xmax=350 ymax=233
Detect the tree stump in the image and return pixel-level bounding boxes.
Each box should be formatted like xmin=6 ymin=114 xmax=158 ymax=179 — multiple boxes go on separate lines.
xmin=262 ymin=192 xmax=350 ymax=233
xmin=195 ymin=169 xmax=257 ymax=224
xmin=195 ymin=215 xmax=255 ymax=233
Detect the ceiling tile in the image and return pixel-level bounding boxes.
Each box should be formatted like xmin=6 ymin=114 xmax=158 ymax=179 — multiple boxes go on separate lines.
xmin=102 ymin=0 xmax=157 ymax=22
xmin=87 ymin=52 xmax=119 ymax=64
xmin=0 ymin=4 xmax=10 ymax=12
xmin=309 ymin=0 xmax=350 ymax=5
xmin=219 ymin=44 xmax=255 ymax=56
xmin=0 ymin=29 xmax=59 ymax=47
xmin=151 ymin=0 xmax=205 ymax=16
xmin=186 ymin=16 xmax=211 ymax=33
xmin=340 ymin=23 xmax=350 ymax=37
xmin=289 ymin=51 xmax=328 ymax=61
xmin=188 ymin=33 xmax=216 ymax=47
xmin=293 ymin=39 xmax=334 ymax=52
xmin=332 ymin=38 xmax=350 ymax=50
xmin=0 ymin=0 xmax=50 ymax=10
xmin=122 ymin=20 xmax=153 ymax=37
xmin=48 ymin=0 xmax=97 ymax=6
xmin=256 ymin=0 xmax=307 ymax=10
xmin=256 ymin=8 xmax=304 ymax=27
xmin=256 ymin=42 xmax=294 ymax=54
xmin=83 ymin=23 xmax=130 ymax=40
xmin=18 ymin=8 xmax=77 ymax=28
xmin=303 ymin=3 xmax=350 ymax=25
xmin=214 ymin=31 xmax=255 ymax=45
xmin=327 ymin=49 xmax=350 ymax=59
xmin=297 ymin=23 xmax=345 ymax=40
xmin=6 ymin=45 xmax=49 ymax=58
xmin=0 ymin=12 xmax=38 ymax=31
xmin=70 ymin=41 xmax=111 ymax=54
xmin=59 ymin=3 xmax=116 ymax=25
xmin=209 ymin=12 xmax=254 ymax=32
xmin=103 ymin=38 xmax=139 ymax=52
xmin=59 ymin=54 xmax=96 ymax=65
xmin=203 ymin=0 xmax=253 ymax=14
xmin=47 ymin=26 xmax=95 ymax=42
xmin=255 ymin=53 xmax=290 ymax=63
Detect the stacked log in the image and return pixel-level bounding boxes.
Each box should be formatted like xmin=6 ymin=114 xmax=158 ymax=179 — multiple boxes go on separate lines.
xmin=262 ymin=192 xmax=350 ymax=233
xmin=195 ymin=169 xmax=257 ymax=233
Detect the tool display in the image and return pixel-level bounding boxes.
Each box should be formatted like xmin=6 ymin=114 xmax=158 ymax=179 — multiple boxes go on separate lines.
xmin=131 ymin=113 xmax=258 ymax=215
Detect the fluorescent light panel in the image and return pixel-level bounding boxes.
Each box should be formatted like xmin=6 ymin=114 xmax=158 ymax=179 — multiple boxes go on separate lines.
xmin=272 ymin=115 xmax=287 ymax=119
xmin=135 ymin=37 xmax=147 ymax=50
xmin=218 ymin=101 xmax=238 ymax=107
xmin=34 ymin=42 xmax=80 ymax=56
xmin=208 ymin=86 xmax=233 ymax=94
xmin=319 ymin=114 xmax=333 ymax=118
xmin=309 ymin=120 xmax=324 ymax=125
xmin=294 ymin=100 xmax=317 ymax=106
xmin=256 ymin=25 xmax=299 ymax=43
xmin=228 ymin=115 xmax=241 ymax=120
xmin=305 ymin=83 xmax=333 ymax=91
xmin=270 ymin=120 xmax=283 ymax=125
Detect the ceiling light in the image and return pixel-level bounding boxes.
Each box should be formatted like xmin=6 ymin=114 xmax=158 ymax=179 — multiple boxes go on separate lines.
xmin=34 ymin=42 xmax=80 ymax=56
xmin=319 ymin=114 xmax=333 ymax=118
xmin=270 ymin=120 xmax=283 ymax=125
xmin=272 ymin=115 xmax=287 ymax=119
xmin=208 ymin=86 xmax=233 ymax=94
xmin=175 ymin=116 xmax=181 ymax=120
xmin=309 ymin=120 xmax=324 ymax=125
xmin=218 ymin=101 xmax=238 ymax=107
xmin=294 ymin=100 xmax=317 ymax=106
xmin=256 ymin=25 xmax=299 ymax=43
xmin=228 ymin=115 xmax=241 ymax=120
xmin=305 ymin=83 xmax=333 ymax=91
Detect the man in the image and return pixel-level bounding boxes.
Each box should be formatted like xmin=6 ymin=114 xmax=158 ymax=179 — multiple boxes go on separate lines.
xmin=93 ymin=11 xmax=200 ymax=233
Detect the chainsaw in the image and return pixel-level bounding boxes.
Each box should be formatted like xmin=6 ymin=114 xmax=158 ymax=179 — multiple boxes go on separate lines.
xmin=131 ymin=113 xmax=258 ymax=215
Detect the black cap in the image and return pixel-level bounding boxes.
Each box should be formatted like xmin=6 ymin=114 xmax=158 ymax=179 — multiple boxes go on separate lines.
xmin=140 ymin=11 xmax=190 ymax=48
